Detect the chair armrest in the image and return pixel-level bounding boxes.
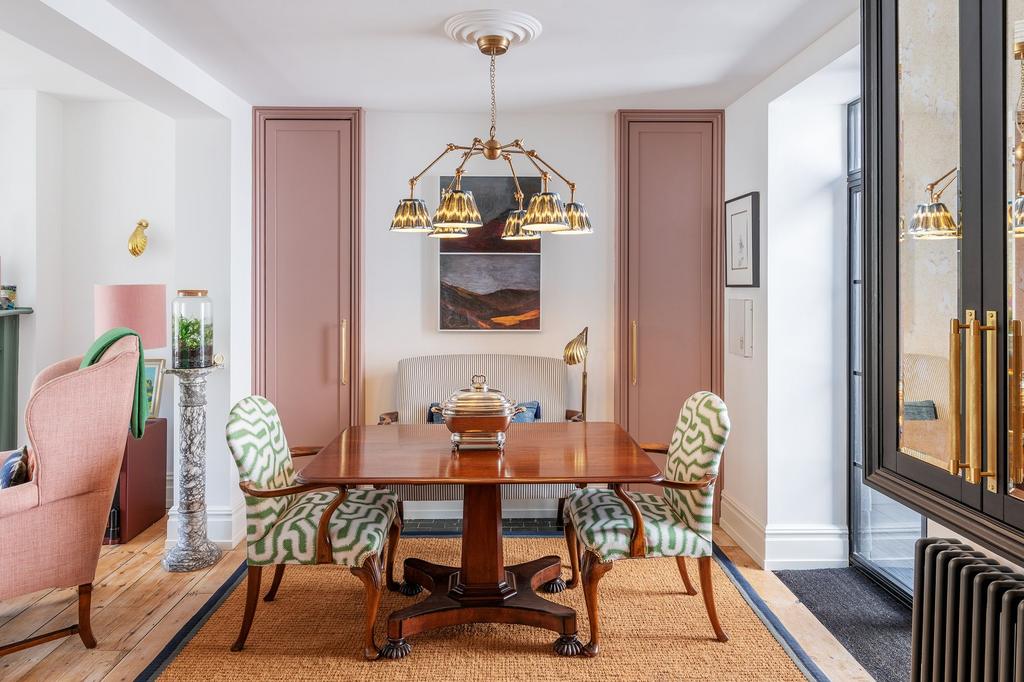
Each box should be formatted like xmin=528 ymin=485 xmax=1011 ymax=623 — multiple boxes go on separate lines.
xmin=658 ymin=474 xmax=717 ymax=491
xmin=289 ymin=446 xmax=322 ymax=458
xmin=239 ymin=481 xmax=349 ymax=564
xmin=611 ymin=483 xmax=647 ymax=559
xmin=378 ymin=411 xmax=399 ymax=425
xmin=566 ymin=409 xmax=583 ymax=422
xmin=639 ymin=442 xmax=670 ymax=454
xmin=0 ymin=481 xmax=40 ymax=519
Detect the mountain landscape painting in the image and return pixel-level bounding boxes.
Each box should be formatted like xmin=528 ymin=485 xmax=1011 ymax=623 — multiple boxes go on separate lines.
xmin=439 ymin=253 xmax=540 ymax=330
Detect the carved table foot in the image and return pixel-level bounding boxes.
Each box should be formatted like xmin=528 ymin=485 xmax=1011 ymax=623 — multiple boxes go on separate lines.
xmin=397 ymin=581 xmax=423 ymax=596
xmin=379 ymin=637 xmax=412 ymax=659
xmin=553 ymin=634 xmax=584 ymax=656
xmin=542 ymin=577 xmax=567 ymax=593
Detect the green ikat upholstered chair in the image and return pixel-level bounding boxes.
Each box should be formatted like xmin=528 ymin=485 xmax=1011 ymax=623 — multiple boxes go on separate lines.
xmin=563 ymin=391 xmax=730 ymax=656
xmin=226 ymin=396 xmax=401 ymax=660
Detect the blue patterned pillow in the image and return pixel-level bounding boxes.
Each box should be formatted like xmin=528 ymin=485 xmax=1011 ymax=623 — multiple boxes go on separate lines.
xmin=427 ymin=401 xmax=541 ymax=423
xmin=0 ymin=448 xmax=28 ymax=488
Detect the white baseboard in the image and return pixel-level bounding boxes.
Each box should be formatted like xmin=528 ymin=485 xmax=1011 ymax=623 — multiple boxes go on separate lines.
xmin=403 ymin=499 xmax=560 ymax=520
xmin=720 ymin=493 xmax=766 ymax=567
xmin=763 ymin=523 xmax=849 ymax=570
xmin=166 ymin=500 xmax=245 ymax=550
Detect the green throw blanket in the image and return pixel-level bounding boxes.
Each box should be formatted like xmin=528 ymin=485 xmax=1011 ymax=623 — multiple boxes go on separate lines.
xmin=80 ymin=327 xmax=148 ymax=438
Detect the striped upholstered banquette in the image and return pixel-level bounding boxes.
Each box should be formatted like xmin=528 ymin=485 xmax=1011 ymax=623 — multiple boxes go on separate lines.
xmin=379 ymin=354 xmax=580 ymax=504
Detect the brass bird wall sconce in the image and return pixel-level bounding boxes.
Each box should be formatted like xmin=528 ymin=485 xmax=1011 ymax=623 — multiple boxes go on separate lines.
xmin=128 ymin=219 xmax=149 ymax=257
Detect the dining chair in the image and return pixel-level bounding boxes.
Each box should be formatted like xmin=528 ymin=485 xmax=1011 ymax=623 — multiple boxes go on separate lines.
xmin=562 ymin=391 xmax=730 ymax=656
xmin=226 ymin=396 xmax=401 ymax=660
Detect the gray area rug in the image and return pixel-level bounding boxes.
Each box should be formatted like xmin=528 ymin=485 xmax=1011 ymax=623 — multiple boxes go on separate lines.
xmin=774 ymin=567 xmax=911 ymax=682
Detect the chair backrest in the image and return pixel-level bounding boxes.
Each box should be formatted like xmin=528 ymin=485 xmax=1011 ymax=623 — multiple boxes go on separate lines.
xmin=395 ymin=354 xmax=568 ymax=424
xmin=226 ymin=396 xmax=296 ymax=543
xmin=25 ymin=336 xmax=139 ymax=505
xmin=664 ymin=391 xmax=730 ymax=541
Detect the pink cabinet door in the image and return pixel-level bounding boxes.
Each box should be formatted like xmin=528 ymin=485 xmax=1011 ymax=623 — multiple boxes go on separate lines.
xmin=257 ymin=115 xmax=358 ymax=447
xmin=621 ymin=116 xmax=722 ymax=496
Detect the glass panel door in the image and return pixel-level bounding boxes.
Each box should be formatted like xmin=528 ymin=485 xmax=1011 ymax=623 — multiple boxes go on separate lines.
xmin=895 ymin=0 xmax=975 ymax=499
xmin=1006 ymin=3 xmax=1024 ymax=513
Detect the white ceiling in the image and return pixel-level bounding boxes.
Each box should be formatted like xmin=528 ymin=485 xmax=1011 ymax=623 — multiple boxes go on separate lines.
xmin=0 ymin=29 xmax=126 ymax=101
xmin=108 ymin=0 xmax=857 ymax=111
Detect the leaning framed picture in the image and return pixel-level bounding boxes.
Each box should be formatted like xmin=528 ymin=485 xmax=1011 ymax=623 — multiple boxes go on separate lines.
xmin=143 ymin=358 xmax=166 ymax=417
xmin=724 ymin=192 xmax=760 ymax=287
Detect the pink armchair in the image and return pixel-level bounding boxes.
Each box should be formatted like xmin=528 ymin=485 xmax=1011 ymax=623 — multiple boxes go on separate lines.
xmin=0 ymin=336 xmax=139 ymax=655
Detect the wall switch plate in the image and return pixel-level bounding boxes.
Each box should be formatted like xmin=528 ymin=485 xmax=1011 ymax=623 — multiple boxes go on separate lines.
xmin=728 ymin=298 xmax=753 ymax=358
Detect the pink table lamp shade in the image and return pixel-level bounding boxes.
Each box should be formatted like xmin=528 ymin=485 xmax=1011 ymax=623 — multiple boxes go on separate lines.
xmin=94 ymin=284 xmax=167 ymax=349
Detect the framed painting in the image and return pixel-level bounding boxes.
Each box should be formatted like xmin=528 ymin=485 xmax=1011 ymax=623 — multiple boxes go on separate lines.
xmin=143 ymin=358 xmax=166 ymax=417
xmin=440 ymin=253 xmax=540 ymax=331
xmin=725 ymin=191 xmax=760 ymax=287
xmin=437 ymin=175 xmax=543 ymax=330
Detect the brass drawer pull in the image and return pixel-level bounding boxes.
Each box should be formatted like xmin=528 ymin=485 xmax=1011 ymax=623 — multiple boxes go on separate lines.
xmin=948 ymin=315 xmax=969 ymax=475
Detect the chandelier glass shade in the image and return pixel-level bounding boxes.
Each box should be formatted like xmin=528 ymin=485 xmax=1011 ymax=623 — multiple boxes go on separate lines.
xmin=389 ymin=198 xmax=433 ymax=232
xmin=501 ymin=209 xmax=538 ymax=240
xmin=390 ymin=30 xmax=591 ymax=241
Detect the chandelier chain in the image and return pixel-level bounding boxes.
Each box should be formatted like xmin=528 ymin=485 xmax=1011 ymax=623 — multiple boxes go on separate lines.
xmin=489 ymin=53 xmax=497 ymax=140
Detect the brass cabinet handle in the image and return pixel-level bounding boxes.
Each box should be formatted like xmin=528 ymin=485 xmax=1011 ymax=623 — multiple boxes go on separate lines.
xmin=1012 ymin=319 xmax=1023 ymax=485
xmin=965 ymin=312 xmax=997 ymax=487
xmin=631 ymin=320 xmax=638 ymax=386
xmin=948 ymin=315 xmax=968 ymax=475
xmin=340 ymin=319 xmax=349 ymax=386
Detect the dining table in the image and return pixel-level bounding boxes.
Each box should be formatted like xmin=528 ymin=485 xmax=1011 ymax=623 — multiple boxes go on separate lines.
xmin=295 ymin=421 xmax=663 ymax=658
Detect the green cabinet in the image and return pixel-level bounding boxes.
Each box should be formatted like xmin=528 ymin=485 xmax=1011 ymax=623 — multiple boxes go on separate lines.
xmin=0 ymin=308 xmax=33 ymax=450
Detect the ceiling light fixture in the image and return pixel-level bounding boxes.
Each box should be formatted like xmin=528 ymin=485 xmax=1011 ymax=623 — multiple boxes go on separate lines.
xmin=389 ymin=10 xmax=591 ymax=239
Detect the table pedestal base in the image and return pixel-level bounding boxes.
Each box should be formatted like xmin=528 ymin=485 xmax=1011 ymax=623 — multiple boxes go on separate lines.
xmin=383 ymin=483 xmax=581 ymax=658
xmin=384 ymin=555 xmax=582 ymax=658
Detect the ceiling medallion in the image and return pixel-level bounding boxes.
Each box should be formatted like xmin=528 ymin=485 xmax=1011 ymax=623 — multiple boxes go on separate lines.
xmin=390 ymin=11 xmax=591 ymax=239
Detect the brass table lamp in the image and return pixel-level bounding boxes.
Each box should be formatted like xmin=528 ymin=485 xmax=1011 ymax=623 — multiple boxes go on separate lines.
xmin=564 ymin=327 xmax=589 ymax=421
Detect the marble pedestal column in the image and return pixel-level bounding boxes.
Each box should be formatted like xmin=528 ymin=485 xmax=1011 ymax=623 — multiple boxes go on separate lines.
xmin=163 ymin=364 xmax=223 ymax=572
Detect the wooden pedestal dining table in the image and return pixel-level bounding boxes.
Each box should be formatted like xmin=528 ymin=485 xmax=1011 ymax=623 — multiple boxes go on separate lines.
xmin=295 ymin=421 xmax=662 ymax=658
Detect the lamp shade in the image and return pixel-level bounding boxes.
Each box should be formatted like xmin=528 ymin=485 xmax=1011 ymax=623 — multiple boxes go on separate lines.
xmin=94 ymin=284 xmax=167 ymax=349
xmin=907 ymin=201 xmax=959 ymax=239
xmin=390 ymin=198 xmax=433 ymax=232
xmin=555 ymin=201 xmax=593 ymax=235
xmin=428 ymin=223 xmax=469 ymax=239
xmin=433 ymin=189 xmax=482 ymax=228
xmin=523 ymin=191 xmax=569 ymax=231
xmin=500 ymin=209 xmax=539 ymax=240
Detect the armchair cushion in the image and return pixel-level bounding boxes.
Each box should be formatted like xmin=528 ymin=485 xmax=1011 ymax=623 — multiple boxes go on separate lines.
xmin=566 ymin=488 xmax=711 ymax=563
xmin=247 ymin=488 xmax=398 ymax=567
xmin=0 ymin=448 xmax=29 ymax=488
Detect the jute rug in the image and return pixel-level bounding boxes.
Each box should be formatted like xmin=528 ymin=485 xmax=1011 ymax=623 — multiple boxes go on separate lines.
xmin=152 ymin=538 xmax=816 ymax=681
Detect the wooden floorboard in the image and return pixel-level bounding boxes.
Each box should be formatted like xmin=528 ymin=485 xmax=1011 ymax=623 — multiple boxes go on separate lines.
xmin=0 ymin=519 xmax=869 ymax=680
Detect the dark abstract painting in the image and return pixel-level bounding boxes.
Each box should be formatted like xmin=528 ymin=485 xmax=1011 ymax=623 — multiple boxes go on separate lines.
xmin=439 ymin=175 xmax=542 ymax=253
xmin=439 ymin=253 xmax=540 ymax=330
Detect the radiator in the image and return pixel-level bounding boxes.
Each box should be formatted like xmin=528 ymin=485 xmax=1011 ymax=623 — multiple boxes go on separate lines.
xmin=911 ymin=538 xmax=1024 ymax=681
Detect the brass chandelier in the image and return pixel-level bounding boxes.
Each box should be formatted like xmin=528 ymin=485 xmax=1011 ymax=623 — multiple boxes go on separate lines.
xmin=389 ymin=31 xmax=591 ymax=240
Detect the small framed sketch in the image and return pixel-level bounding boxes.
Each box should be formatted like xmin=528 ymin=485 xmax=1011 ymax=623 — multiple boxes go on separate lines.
xmin=725 ymin=192 xmax=760 ymax=287
xmin=144 ymin=358 xmax=165 ymax=417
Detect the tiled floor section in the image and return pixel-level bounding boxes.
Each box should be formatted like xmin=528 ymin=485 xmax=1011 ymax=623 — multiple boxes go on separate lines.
xmin=0 ymin=518 xmax=872 ymax=680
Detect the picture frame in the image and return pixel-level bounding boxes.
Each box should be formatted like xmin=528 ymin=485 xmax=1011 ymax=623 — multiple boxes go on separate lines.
xmin=144 ymin=358 xmax=165 ymax=417
xmin=724 ymin=192 xmax=760 ymax=287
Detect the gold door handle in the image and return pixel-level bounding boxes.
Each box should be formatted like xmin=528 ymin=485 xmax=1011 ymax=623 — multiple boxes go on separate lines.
xmin=340 ymin=319 xmax=349 ymax=386
xmin=1012 ymin=319 xmax=1023 ymax=485
xmin=631 ymin=320 xmax=638 ymax=386
xmin=965 ymin=312 xmax=997 ymax=487
xmin=948 ymin=315 xmax=968 ymax=475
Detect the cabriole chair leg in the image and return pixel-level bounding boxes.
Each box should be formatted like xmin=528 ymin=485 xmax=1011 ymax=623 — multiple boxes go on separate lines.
xmin=697 ymin=556 xmax=728 ymax=642
xmin=386 ymin=516 xmax=403 ymax=592
xmin=263 ymin=565 xmax=286 ymax=602
xmin=351 ymin=554 xmax=384 ymax=660
xmin=675 ymin=556 xmax=697 ymax=595
xmin=78 ymin=583 xmax=97 ymax=648
xmin=581 ymin=550 xmax=613 ymax=657
xmin=232 ymin=566 xmax=262 ymax=651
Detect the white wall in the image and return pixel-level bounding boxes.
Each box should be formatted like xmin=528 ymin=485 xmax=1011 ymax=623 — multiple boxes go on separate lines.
xmin=721 ymin=13 xmax=860 ymax=568
xmin=364 ymin=111 xmax=616 ymax=422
